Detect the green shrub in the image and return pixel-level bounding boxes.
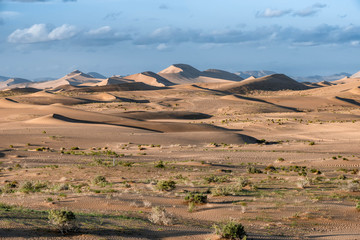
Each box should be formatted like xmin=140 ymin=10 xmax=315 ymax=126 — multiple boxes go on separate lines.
xmin=156 ymin=180 xmax=176 ymax=191
xmin=213 ymin=219 xmax=247 ymax=239
xmin=184 ymin=192 xmax=207 ymax=204
xmin=204 ymin=175 xmax=229 ymax=183
xmin=154 ymin=160 xmax=165 ymax=168
xmin=356 ymin=201 xmax=360 ymax=211
xmin=247 ymin=166 xmax=262 ymax=174
xmin=211 ymin=184 xmax=243 ymax=196
xmin=93 ymin=175 xmax=108 ymax=186
xmin=48 ymin=209 xmax=77 ymax=234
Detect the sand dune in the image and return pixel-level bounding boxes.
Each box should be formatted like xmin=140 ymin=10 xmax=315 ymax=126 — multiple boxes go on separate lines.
xmin=98 ymin=77 xmax=135 ymax=86
xmin=65 ymin=82 xmax=162 ymax=92
xmin=114 ymin=111 xmax=212 ymax=120
xmin=0 ymin=78 xmax=32 ymax=90
xmin=158 ymin=64 xmax=238 ymax=84
xmin=350 ymin=70 xmax=360 ymax=78
xmin=213 ymin=74 xmax=309 ymax=93
xmin=9 ymin=91 xmax=89 ymax=105
xmin=124 ymin=71 xmax=175 ymax=87
xmin=202 ymin=69 xmax=244 ymax=81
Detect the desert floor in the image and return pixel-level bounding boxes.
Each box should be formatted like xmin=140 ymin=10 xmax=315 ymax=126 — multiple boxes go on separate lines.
xmin=0 ymin=82 xmax=360 ymax=239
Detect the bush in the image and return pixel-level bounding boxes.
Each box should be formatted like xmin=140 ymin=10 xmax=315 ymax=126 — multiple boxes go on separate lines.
xmin=213 ymin=219 xmax=247 ymax=239
xmin=247 ymin=166 xmax=262 ymax=174
xmin=93 ymin=175 xmax=108 ymax=186
xmin=48 ymin=209 xmax=77 ymax=234
xmin=184 ymin=192 xmax=207 ymax=204
xmin=156 ymin=180 xmax=176 ymax=191
xmin=154 ymin=160 xmax=165 ymax=168
xmin=212 ymin=184 xmax=243 ymax=196
xmin=20 ymin=181 xmax=47 ymax=193
xmin=204 ymin=175 xmax=229 ymax=183
xmin=149 ymin=206 xmax=173 ymax=225
xmin=356 ymin=201 xmax=360 ymax=211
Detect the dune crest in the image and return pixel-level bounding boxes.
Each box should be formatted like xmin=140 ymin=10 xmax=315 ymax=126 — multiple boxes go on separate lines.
xmin=158 ymin=63 xmax=242 ymax=84
xmin=124 ymin=71 xmax=175 ymax=87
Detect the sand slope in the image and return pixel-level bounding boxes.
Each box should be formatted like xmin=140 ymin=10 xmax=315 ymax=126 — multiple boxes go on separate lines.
xmin=0 ymin=78 xmax=32 ymax=90
xmin=124 ymin=71 xmax=175 ymax=87
xmin=158 ymin=64 xmax=239 ymax=84
xmin=213 ymin=74 xmax=309 ymax=93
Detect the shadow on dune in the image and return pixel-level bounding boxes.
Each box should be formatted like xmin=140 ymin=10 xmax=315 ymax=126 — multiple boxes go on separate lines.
xmin=334 ymin=96 xmax=360 ymax=107
xmin=51 ymin=114 xmax=163 ymax=132
xmin=190 ymin=85 xmax=300 ymax=112
xmin=0 ymin=227 xmax=211 ymax=239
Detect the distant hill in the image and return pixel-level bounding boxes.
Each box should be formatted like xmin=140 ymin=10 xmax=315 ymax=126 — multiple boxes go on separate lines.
xmin=235 ymin=70 xmax=276 ymax=79
xmin=351 ymin=71 xmax=360 ymax=78
xmin=295 ymin=72 xmax=351 ymax=82
xmin=0 ymin=78 xmax=32 ymax=90
xmin=87 ymin=72 xmax=107 ymax=79
xmin=0 ymin=75 xmax=10 ymax=81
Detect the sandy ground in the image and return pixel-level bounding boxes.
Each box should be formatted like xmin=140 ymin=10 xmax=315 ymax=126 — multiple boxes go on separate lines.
xmin=0 ymin=79 xmax=360 ymax=239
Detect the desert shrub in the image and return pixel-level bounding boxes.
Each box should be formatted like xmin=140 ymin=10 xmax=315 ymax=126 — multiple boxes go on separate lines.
xmin=93 ymin=175 xmax=108 ymax=186
xmin=204 ymin=175 xmax=229 ymax=183
xmin=212 ymin=184 xmax=243 ymax=196
xmin=184 ymin=192 xmax=207 ymax=204
xmin=344 ymin=181 xmax=360 ymax=192
xmin=70 ymin=147 xmax=79 ymax=150
xmin=296 ymin=178 xmax=310 ymax=189
xmin=247 ymin=166 xmax=262 ymax=174
xmin=0 ymin=202 xmax=13 ymax=211
xmin=213 ymin=219 xmax=247 ymax=239
xmin=154 ymin=160 xmax=165 ymax=168
xmin=149 ymin=206 xmax=173 ymax=225
xmin=3 ymin=181 xmax=18 ymax=193
xmin=48 ymin=209 xmax=77 ymax=234
xmin=237 ymin=177 xmax=251 ymax=188
xmin=338 ymin=175 xmax=347 ymax=180
xmin=156 ymin=180 xmax=176 ymax=191
xmin=356 ymin=201 xmax=360 ymax=211
xmin=264 ymin=165 xmax=277 ymax=172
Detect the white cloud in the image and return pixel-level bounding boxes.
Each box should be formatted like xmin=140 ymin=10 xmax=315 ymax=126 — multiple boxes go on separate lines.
xmin=87 ymin=26 xmax=112 ymax=35
xmin=256 ymin=8 xmax=292 ymax=18
xmin=48 ymin=24 xmax=76 ymax=40
xmin=8 ymin=24 xmax=77 ymax=44
xmin=156 ymin=43 xmax=168 ymax=51
xmin=293 ymin=3 xmax=327 ymax=17
xmin=0 ymin=11 xmax=20 ymax=18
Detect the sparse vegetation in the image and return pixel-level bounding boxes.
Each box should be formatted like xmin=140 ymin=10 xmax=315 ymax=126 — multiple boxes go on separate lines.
xmin=213 ymin=219 xmax=247 ymax=240
xmin=48 ymin=209 xmax=78 ymax=234
xmin=156 ymin=180 xmax=176 ymax=191
xmin=149 ymin=206 xmax=173 ymax=225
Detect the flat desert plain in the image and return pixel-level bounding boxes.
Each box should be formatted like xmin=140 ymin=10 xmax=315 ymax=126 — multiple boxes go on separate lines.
xmin=0 ymin=65 xmax=360 ymax=239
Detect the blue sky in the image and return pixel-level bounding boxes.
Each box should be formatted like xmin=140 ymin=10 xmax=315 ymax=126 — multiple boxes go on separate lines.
xmin=0 ymin=0 xmax=360 ymax=79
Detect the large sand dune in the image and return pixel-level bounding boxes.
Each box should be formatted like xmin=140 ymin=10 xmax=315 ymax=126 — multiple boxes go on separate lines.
xmin=158 ymin=64 xmax=242 ymax=84
xmin=213 ymin=74 xmax=309 ymax=93
xmin=124 ymin=71 xmax=175 ymax=87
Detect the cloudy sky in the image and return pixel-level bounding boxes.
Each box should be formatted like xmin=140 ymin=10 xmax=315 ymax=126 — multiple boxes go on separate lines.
xmin=0 ymin=0 xmax=360 ymax=79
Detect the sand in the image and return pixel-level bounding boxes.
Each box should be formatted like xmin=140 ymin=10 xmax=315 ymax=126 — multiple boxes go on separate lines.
xmin=1 ymin=68 xmax=360 ymax=239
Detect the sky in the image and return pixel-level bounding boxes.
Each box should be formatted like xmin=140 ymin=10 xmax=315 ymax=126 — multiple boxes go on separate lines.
xmin=0 ymin=0 xmax=360 ymax=79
